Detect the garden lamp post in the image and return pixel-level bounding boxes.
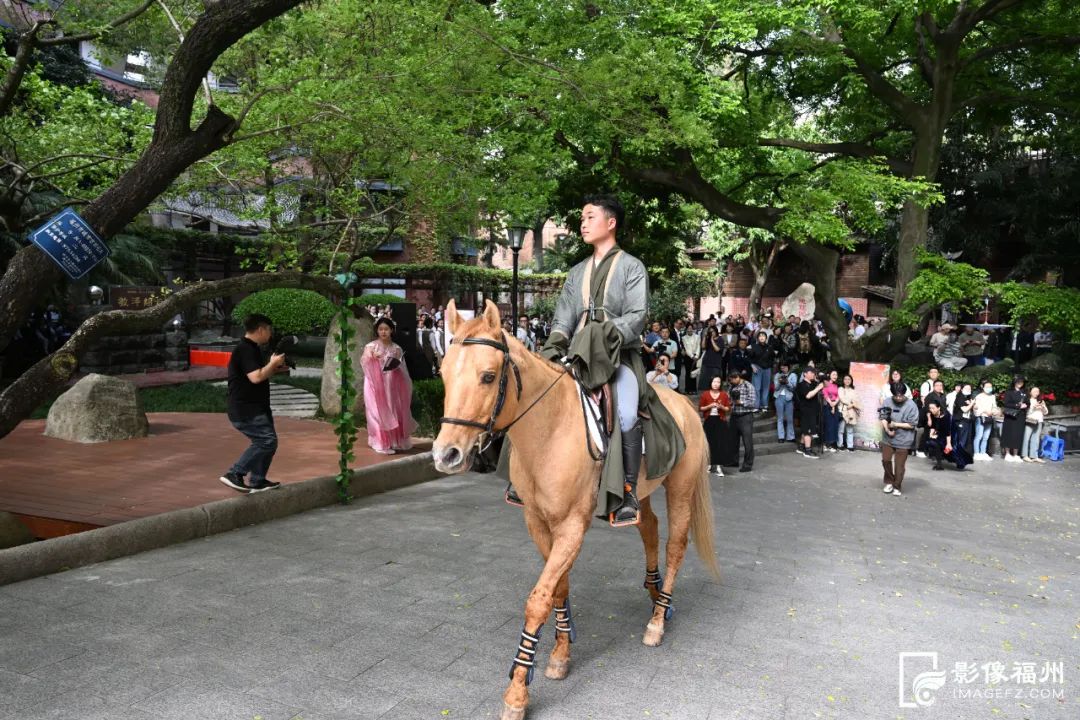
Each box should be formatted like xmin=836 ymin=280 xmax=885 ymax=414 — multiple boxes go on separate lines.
xmin=507 ymin=224 xmax=528 ymax=328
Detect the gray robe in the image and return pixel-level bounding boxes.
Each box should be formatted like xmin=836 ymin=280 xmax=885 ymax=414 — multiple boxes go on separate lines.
xmin=500 ymin=247 xmax=685 ymax=515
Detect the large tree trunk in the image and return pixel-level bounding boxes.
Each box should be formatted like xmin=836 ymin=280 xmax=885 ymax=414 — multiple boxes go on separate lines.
xmin=788 ymin=241 xmax=854 ymax=360
xmin=747 ymin=238 xmax=784 ymax=318
xmin=0 ymin=0 xmax=306 ymax=353
xmin=0 ymin=271 xmax=338 ymax=439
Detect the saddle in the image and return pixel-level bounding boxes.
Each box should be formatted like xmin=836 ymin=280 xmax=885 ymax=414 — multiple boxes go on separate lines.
xmin=578 ymin=380 xmax=614 ymax=460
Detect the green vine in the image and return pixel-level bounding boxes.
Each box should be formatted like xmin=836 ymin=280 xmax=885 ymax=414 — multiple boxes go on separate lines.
xmin=330 ymin=283 xmax=359 ymax=503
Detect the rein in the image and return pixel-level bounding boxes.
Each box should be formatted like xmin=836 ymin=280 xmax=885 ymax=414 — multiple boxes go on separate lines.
xmin=439 ymin=333 xmax=568 ymax=453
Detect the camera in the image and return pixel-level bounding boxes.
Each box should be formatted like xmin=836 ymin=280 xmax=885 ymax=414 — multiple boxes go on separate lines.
xmin=877 ymin=406 xmax=893 ymax=422
xmin=274 ymin=334 xmax=299 ymax=370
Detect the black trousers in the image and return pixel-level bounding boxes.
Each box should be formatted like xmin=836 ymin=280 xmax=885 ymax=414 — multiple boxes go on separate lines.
xmin=731 ymin=412 xmax=755 ymax=469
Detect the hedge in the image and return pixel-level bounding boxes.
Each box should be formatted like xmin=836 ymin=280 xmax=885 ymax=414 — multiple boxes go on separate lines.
xmin=232 ymin=288 xmax=336 ymax=336
xmin=358 ymin=293 xmax=408 ymax=307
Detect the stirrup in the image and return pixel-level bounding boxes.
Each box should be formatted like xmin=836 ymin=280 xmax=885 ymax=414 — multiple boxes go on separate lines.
xmin=504 ymin=482 xmax=524 ymax=508
xmin=609 ymin=485 xmax=640 ymax=528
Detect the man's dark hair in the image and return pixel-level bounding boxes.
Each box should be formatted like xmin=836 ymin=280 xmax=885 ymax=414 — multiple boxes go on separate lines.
xmin=890 ymin=381 xmax=908 ymax=397
xmin=583 ymin=194 xmax=624 ymax=231
xmin=727 ymin=370 xmax=742 ymax=379
xmin=244 ymin=313 xmax=273 ymax=333
xmin=423 ymin=316 xmax=434 ymax=329
xmin=657 ymin=352 xmax=670 ymax=362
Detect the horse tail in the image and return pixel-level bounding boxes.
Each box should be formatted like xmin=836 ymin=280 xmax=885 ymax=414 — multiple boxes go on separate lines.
xmin=690 ymin=436 xmax=721 ymax=581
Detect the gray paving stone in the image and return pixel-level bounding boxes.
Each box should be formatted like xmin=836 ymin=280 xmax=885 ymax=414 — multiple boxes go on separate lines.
xmin=2 ymin=453 xmax=1076 ymax=719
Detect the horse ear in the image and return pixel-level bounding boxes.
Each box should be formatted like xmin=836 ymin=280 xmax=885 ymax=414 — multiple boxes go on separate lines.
xmin=445 ymin=299 xmax=461 ymax=335
xmin=482 ymin=299 xmax=502 ymax=331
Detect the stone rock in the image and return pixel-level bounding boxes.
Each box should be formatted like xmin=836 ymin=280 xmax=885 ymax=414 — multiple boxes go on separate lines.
xmin=320 ymin=313 xmax=373 ymax=416
xmin=0 ymin=511 xmax=34 ymax=549
xmin=45 ymin=373 xmax=149 ymax=443
xmin=781 ymin=282 xmax=816 ymax=321
xmin=1023 ymin=352 xmax=1065 ymax=372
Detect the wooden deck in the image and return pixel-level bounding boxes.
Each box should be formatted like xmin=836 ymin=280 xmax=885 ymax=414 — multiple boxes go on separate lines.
xmin=0 ymin=413 xmax=430 ymax=538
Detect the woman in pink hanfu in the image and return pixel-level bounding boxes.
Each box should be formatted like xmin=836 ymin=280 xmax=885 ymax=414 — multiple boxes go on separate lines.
xmin=361 ymin=318 xmax=417 ymax=454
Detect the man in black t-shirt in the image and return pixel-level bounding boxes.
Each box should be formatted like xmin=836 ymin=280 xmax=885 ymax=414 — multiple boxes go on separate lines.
xmin=795 ymin=366 xmax=825 ymax=459
xmin=219 ymin=313 xmax=287 ymax=493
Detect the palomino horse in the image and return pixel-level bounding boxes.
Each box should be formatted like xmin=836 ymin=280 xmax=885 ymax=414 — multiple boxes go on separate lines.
xmin=433 ymin=300 xmax=720 ymax=720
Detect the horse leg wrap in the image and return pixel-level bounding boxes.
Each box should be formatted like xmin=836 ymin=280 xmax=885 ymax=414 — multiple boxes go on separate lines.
xmin=643 ymin=568 xmax=662 ymax=593
xmin=553 ymin=598 xmax=577 ymax=644
xmin=509 ymin=625 xmax=543 ymax=686
xmin=654 ymin=590 xmax=674 ymax=621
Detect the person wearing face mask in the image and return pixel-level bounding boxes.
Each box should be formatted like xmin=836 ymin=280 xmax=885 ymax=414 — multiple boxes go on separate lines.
xmin=972 ymin=380 xmax=998 ymax=460
xmin=950 ymin=382 xmax=975 ymax=469
xmin=1001 ymin=375 xmax=1029 ymax=462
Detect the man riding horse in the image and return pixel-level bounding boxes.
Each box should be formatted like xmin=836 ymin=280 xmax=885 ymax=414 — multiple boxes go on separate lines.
xmin=504 ymin=195 xmax=684 ymax=526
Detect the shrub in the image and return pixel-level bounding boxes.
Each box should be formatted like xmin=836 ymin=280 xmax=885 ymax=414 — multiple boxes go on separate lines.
xmin=893 ymin=364 xmax=1080 ymax=403
xmin=411 ymin=378 xmax=445 ymax=437
xmin=358 ymin=293 xmax=407 ymax=308
xmin=232 ymin=288 xmax=336 ymax=336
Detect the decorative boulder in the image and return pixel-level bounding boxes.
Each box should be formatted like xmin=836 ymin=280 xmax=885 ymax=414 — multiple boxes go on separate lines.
xmin=1023 ymin=352 xmax=1065 ymax=372
xmin=320 ymin=312 xmax=373 ymax=416
xmin=781 ymin=282 xmax=816 ymax=321
xmin=45 ymin=373 xmax=148 ymax=443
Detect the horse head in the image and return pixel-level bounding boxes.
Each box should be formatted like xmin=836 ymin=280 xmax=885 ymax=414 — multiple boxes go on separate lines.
xmin=433 ymin=299 xmax=521 ymax=473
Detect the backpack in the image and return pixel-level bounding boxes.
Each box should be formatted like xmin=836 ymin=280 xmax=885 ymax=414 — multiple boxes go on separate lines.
xmin=798 ymin=332 xmax=811 ymax=354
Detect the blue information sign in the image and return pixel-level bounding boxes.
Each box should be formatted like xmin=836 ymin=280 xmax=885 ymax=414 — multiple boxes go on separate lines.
xmin=29 ymin=208 xmax=109 ymax=280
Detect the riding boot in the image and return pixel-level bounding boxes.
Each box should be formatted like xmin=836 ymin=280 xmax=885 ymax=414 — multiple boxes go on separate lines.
xmin=611 ymin=421 xmax=643 ymax=527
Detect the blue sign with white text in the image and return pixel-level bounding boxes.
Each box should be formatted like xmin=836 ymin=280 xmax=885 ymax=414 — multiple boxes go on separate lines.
xmin=29 ymin=208 xmax=109 ymax=280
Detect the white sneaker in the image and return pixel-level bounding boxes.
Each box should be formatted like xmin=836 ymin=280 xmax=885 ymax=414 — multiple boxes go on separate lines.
xmin=983 ymin=454 xmax=993 ymax=461
xmin=892 ymin=488 xmax=902 ymax=496
xmin=883 ymin=484 xmax=894 ymax=494
xmin=915 ymin=451 xmax=926 ymax=458
xmin=717 ymin=467 xmax=725 ymax=477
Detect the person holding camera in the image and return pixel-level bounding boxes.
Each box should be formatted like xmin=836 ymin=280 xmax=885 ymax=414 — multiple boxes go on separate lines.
xmin=646 ymin=353 xmax=679 ymax=390
xmin=773 ymin=362 xmax=797 ymax=443
xmin=795 ymin=367 xmax=824 ymax=459
xmin=880 ymin=382 xmax=920 ymax=496
xmin=727 ymin=370 xmax=757 ymax=472
xmin=219 ymin=314 xmax=286 ymax=494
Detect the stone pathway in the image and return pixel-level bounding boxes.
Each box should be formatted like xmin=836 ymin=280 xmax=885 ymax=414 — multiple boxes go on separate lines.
xmin=2 ymin=451 xmax=1075 ymax=719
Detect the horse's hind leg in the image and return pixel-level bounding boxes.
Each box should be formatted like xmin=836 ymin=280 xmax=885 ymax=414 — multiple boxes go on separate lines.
xmin=642 ymin=485 xmax=693 ymax=647
xmin=637 ymin=495 xmax=662 ymax=603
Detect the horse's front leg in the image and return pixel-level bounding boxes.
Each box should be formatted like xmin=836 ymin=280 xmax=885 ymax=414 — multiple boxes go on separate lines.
xmin=502 ymin=516 xmax=587 ymax=720
xmin=544 ymin=570 xmax=574 ymax=680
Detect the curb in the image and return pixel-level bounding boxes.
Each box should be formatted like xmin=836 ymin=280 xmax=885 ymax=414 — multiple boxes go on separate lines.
xmin=0 ymin=452 xmax=439 ymax=586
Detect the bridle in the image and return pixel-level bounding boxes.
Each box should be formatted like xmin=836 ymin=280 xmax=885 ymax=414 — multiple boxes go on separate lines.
xmin=439 ymin=332 xmax=566 ymax=453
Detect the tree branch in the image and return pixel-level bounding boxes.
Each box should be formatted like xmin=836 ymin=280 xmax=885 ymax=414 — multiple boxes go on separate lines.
xmin=0 ymin=271 xmax=341 ymax=439
xmin=757 ymin=136 xmax=912 ymax=176
xmin=961 ymin=34 xmax=1080 ymax=68
xmin=914 ymin=13 xmax=938 ymax=87
xmin=37 ymin=0 xmax=157 ymax=46
xmin=0 ymin=21 xmax=49 ymax=118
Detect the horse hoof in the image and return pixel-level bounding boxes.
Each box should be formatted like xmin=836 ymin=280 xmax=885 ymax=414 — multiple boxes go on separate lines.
xmin=643 ymin=622 xmax=665 ymax=647
xmin=501 ymin=702 xmax=527 ymax=720
xmin=545 ymin=658 xmax=570 ymax=680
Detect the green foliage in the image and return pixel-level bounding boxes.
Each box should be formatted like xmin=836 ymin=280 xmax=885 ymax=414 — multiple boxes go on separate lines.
xmin=410 ymin=379 xmax=445 ymax=439
xmin=650 ymin=269 xmax=718 ymax=323
xmin=357 ymin=293 xmax=406 ymax=308
xmin=892 ymin=250 xmax=990 ymax=328
xmin=996 ymin=283 xmax=1080 ymax=344
xmin=526 ymin=294 xmax=558 ymax=320
xmin=31 ymin=381 xmax=225 ymax=418
xmin=331 ymin=296 xmax=359 ymax=503
xmin=900 ymin=365 xmax=1080 ymax=403
xmin=350 ymin=259 xmax=564 ymax=297
xmin=232 ymin=288 xmax=336 ymax=336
